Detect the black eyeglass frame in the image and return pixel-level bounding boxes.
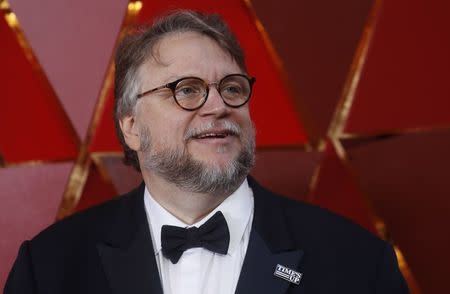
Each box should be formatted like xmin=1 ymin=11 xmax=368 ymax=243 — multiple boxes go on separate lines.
xmin=136 ymin=73 xmax=256 ymax=111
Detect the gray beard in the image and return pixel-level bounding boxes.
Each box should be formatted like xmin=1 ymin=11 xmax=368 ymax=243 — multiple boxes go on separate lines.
xmin=139 ymin=126 xmax=255 ymax=197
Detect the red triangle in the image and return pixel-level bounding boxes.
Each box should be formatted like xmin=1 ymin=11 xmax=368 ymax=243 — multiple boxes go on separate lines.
xmin=74 ymin=161 xmax=118 ymax=213
xmin=310 ymin=144 xmax=376 ymax=234
xmin=0 ymin=16 xmax=78 ymax=163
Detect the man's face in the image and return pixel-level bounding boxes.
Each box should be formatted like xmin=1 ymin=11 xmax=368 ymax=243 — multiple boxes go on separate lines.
xmin=127 ymin=31 xmax=255 ymax=196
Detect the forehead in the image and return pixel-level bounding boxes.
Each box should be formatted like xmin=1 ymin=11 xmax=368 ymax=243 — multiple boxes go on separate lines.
xmin=139 ymin=31 xmax=243 ymax=87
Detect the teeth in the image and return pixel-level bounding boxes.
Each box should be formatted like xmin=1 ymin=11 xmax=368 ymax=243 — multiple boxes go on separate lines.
xmin=197 ymin=133 xmax=227 ymax=139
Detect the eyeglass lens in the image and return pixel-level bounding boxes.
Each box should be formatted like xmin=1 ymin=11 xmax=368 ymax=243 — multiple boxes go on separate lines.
xmin=174 ymin=75 xmax=251 ymax=110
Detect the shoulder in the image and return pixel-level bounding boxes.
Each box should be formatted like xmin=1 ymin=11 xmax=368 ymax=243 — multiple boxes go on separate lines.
xmin=249 ymin=177 xmax=385 ymax=249
xmin=5 ymin=185 xmax=145 ymax=293
xmin=249 ymin=177 xmax=408 ymax=292
xmin=29 ymin=184 xmax=144 ymax=250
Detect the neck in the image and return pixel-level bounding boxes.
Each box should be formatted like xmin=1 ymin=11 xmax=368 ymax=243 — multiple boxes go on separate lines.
xmin=141 ymin=170 xmax=230 ymax=225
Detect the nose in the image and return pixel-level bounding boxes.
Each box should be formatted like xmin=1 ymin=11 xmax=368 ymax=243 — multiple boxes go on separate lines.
xmin=197 ymin=85 xmax=230 ymax=117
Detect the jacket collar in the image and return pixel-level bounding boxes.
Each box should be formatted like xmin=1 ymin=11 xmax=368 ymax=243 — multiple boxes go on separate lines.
xmin=97 ymin=183 xmax=163 ymax=294
xmin=97 ymin=178 xmax=304 ymax=294
xmin=234 ymin=177 xmax=305 ymax=294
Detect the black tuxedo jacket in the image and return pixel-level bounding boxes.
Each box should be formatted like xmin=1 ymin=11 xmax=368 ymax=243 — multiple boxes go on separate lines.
xmin=5 ymin=178 xmax=408 ymax=294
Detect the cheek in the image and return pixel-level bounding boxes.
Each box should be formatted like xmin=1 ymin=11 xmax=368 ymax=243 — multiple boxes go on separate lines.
xmin=237 ymin=111 xmax=256 ymax=145
xmin=145 ymin=116 xmax=192 ymax=146
xmin=236 ymin=109 xmax=253 ymax=129
xmin=136 ymin=102 xmax=186 ymax=136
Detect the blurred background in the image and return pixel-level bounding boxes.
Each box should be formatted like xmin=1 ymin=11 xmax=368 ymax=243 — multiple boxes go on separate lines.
xmin=1 ymin=0 xmax=449 ymax=292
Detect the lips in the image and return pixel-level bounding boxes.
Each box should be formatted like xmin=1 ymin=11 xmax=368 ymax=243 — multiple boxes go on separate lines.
xmin=192 ymin=130 xmax=235 ymax=139
xmin=185 ymin=121 xmax=241 ymax=142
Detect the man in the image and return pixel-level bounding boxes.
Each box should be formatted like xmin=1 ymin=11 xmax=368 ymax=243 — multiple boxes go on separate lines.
xmin=5 ymin=10 xmax=409 ymax=294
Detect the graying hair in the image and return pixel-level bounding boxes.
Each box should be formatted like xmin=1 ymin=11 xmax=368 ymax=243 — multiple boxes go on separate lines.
xmin=113 ymin=10 xmax=247 ymax=171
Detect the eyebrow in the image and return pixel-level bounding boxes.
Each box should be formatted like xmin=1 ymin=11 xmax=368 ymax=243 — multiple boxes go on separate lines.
xmin=162 ymin=72 xmax=245 ymax=84
xmin=160 ymin=75 xmax=184 ymax=84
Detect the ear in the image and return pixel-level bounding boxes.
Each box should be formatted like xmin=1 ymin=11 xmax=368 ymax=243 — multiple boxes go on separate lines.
xmin=119 ymin=115 xmax=141 ymax=151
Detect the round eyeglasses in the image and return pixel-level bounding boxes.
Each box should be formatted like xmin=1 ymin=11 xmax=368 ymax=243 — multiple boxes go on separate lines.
xmin=136 ymin=74 xmax=256 ymax=111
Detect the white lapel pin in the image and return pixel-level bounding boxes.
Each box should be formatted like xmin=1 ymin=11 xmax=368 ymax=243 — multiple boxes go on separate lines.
xmin=274 ymin=264 xmax=302 ymax=285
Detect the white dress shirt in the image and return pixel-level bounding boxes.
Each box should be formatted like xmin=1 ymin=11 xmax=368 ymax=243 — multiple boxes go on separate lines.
xmin=143 ymin=179 xmax=254 ymax=294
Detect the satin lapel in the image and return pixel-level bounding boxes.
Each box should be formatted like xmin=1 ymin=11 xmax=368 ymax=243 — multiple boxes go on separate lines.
xmin=97 ymin=225 xmax=162 ymax=294
xmin=235 ymin=231 xmax=304 ymax=294
xmin=235 ymin=177 xmax=307 ymax=294
xmin=96 ymin=184 xmax=163 ymax=294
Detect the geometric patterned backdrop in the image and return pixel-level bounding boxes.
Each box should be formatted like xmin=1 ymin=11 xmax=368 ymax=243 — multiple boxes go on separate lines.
xmin=2 ymin=0 xmax=449 ymax=293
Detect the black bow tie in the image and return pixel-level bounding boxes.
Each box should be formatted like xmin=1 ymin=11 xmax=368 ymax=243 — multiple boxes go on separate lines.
xmin=161 ymin=211 xmax=230 ymax=264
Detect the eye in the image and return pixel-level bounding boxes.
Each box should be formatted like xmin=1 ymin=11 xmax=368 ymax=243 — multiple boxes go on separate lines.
xmin=174 ymin=78 xmax=207 ymax=100
xmin=175 ymin=85 xmax=203 ymax=99
xmin=222 ymin=83 xmax=243 ymax=95
xmin=178 ymin=86 xmax=196 ymax=95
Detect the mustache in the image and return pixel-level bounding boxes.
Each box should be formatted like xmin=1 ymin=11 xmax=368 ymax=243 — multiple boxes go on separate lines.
xmin=184 ymin=120 xmax=242 ymax=140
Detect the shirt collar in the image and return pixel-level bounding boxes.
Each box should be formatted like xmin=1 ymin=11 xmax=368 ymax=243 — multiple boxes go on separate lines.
xmin=144 ymin=179 xmax=254 ymax=257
